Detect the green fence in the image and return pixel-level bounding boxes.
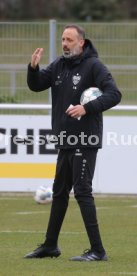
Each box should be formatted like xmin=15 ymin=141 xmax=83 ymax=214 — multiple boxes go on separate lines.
xmin=0 ymin=21 xmax=137 ymax=114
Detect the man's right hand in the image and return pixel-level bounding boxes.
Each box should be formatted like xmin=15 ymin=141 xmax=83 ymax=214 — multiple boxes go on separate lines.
xmin=31 ymin=48 xmax=44 ymax=69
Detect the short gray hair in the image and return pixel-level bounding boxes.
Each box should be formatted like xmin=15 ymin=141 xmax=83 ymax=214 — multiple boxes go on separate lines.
xmin=63 ymin=24 xmax=85 ymax=40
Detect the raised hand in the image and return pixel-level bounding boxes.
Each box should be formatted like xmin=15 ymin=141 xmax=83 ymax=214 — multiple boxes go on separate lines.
xmin=31 ymin=48 xmax=44 ymax=69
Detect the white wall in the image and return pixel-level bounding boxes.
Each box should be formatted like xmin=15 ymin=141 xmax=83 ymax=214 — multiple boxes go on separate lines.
xmin=0 ymin=115 xmax=137 ymax=194
xmin=93 ymin=116 xmax=137 ymax=194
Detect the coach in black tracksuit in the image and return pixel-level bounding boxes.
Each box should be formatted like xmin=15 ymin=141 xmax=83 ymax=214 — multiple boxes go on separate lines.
xmin=25 ymin=24 xmax=121 ymax=261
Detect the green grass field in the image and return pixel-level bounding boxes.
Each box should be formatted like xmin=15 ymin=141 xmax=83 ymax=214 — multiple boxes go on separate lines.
xmin=0 ymin=194 xmax=137 ymax=276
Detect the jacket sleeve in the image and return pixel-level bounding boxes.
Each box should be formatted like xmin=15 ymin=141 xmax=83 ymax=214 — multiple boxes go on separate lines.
xmin=84 ymin=59 xmax=122 ymax=114
xmin=27 ymin=63 xmax=52 ymax=92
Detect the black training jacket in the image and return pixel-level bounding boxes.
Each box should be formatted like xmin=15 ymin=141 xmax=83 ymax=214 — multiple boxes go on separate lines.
xmin=27 ymin=39 xmax=122 ymax=149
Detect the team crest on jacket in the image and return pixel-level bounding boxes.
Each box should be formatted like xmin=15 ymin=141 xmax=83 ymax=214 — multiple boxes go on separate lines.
xmin=72 ymin=74 xmax=81 ymax=86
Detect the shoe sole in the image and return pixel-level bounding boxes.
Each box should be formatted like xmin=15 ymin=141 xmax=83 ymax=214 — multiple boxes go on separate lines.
xmin=69 ymin=255 xmax=108 ymax=261
xmin=70 ymin=258 xmax=108 ymax=261
xmin=24 ymin=251 xmax=61 ymax=259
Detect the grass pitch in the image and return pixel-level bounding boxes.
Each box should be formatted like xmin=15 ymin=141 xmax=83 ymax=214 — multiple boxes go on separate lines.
xmin=0 ymin=194 xmax=137 ymax=276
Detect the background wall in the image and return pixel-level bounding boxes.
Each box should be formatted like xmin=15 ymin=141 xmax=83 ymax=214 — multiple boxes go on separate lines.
xmin=0 ymin=115 xmax=136 ymax=194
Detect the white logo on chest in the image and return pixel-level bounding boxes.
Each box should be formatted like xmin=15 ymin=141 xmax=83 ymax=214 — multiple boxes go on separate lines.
xmin=72 ymin=74 xmax=81 ymax=86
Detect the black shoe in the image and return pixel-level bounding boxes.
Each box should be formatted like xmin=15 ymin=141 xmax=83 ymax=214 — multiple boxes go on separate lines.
xmin=69 ymin=249 xmax=108 ymax=261
xmin=24 ymin=244 xmax=61 ymax=259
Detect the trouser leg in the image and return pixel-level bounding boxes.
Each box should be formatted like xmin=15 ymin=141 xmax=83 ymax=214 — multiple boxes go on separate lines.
xmin=45 ymin=150 xmax=72 ymax=247
xmin=45 ymin=198 xmax=68 ymax=247
xmin=78 ymin=197 xmax=105 ymax=254
xmin=72 ymin=148 xmax=105 ymax=254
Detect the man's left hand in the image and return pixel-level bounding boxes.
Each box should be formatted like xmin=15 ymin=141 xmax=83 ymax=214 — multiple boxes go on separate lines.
xmin=66 ymin=105 xmax=86 ymax=119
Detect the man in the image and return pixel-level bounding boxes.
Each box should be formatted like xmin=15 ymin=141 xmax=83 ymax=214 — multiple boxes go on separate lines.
xmin=24 ymin=24 xmax=121 ymax=261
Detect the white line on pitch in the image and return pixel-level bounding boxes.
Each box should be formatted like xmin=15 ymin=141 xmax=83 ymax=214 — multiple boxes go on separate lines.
xmin=111 ymin=272 xmax=137 ymax=275
xmin=0 ymin=230 xmax=85 ymax=234
xmin=14 ymin=207 xmax=109 ymax=215
xmin=15 ymin=211 xmax=49 ymax=215
xmin=0 ymin=230 xmax=44 ymax=233
xmin=0 ymin=197 xmax=19 ymax=200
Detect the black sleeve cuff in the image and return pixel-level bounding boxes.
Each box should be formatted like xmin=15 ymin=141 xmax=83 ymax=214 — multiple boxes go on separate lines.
xmin=28 ymin=63 xmax=39 ymax=72
xmin=83 ymin=102 xmax=94 ymax=114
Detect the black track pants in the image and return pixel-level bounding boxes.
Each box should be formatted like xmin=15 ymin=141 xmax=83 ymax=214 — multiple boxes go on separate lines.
xmin=45 ymin=148 xmax=105 ymax=254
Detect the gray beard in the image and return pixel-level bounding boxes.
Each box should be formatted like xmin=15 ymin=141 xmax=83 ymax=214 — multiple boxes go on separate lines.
xmin=63 ymin=52 xmax=74 ymax=59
